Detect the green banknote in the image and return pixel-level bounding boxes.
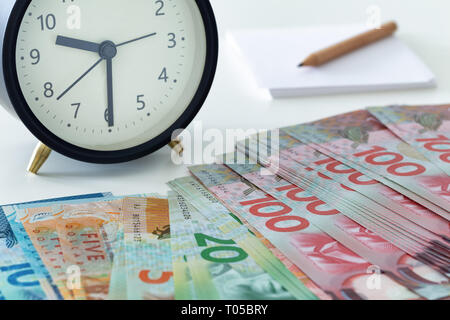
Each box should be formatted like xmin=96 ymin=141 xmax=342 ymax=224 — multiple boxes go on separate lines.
xmin=168 ymin=178 xmax=320 ymax=300
xmin=168 ymin=192 xmax=303 ymax=300
xmin=122 ymin=197 xmax=174 ymax=300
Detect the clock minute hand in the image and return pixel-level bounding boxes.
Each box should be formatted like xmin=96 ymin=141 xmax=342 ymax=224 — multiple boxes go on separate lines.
xmin=106 ymin=57 xmax=114 ymax=127
xmin=116 ymin=32 xmax=157 ymax=47
xmin=56 ymin=35 xmax=100 ymax=53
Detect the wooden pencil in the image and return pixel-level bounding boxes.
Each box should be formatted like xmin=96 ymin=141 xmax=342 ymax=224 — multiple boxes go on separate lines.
xmin=299 ymin=21 xmax=398 ymax=67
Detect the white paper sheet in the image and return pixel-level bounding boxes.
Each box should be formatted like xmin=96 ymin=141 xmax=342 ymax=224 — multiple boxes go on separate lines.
xmin=228 ymin=25 xmax=436 ymax=98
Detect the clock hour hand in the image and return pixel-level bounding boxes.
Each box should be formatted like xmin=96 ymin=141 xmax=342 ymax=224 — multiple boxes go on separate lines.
xmin=56 ymin=35 xmax=100 ymax=53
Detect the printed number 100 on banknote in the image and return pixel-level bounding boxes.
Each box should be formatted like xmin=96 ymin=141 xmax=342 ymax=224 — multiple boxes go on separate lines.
xmin=189 ymin=165 xmax=418 ymax=300
xmin=285 ymin=110 xmax=450 ymax=215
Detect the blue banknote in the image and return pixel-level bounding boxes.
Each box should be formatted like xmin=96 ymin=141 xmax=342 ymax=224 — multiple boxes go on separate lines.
xmin=0 ymin=193 xmax=110 ymax=300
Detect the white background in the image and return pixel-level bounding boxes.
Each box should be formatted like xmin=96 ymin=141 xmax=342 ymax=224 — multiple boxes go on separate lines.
xmin=1 ymin=0 xmax=449 ymax=204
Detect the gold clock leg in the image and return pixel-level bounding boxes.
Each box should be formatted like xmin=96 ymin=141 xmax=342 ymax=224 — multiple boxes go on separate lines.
xmin=27 ymin=140 xmax=180 ymax=174
xmin=27 ymin=142 xmax=52 ymax=175
xmin=168 ymin=139 xmax=184 ymax=156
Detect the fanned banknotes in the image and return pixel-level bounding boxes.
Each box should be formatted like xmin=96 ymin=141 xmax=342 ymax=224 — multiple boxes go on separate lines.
xmin=167 ymin=183 xmax=320 ymax=300
xmin=283 ymin=110 xmax=449 ymax=214
xmin=0 ymin=193 xmax=110 ymax=300
xmin=188 ymin=164 xmax=431 ymax=300
xmin=0 ymin=104 xmax=449 ymax=300
xmin=169 ymin=192 xmax=307 ymax=300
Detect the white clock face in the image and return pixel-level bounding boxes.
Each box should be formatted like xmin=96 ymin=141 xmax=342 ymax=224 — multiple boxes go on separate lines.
xmin=15 ymin=0 xmax=207 ymax=151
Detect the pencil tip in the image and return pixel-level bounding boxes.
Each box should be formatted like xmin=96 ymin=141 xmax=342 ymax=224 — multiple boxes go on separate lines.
xmin=298 ymin=63 xmax=304 ymax=68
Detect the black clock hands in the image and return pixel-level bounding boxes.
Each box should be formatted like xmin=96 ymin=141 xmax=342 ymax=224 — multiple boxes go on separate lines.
xmin=56 ymin=36 xmax=101 ymax=53
xmin=56 ymin=33 xmax=157 ymax=126
xmin=105 ymin=58 xmax=114 ymax=127
xmin=99 ymin=41 xmax=117 ymax=127
xmin=56 ymin=32 xmax=158 ymax=53
xmin=116 ymin=32 xmax=157 ymax=47
xmin=57 ymin=58 xmax=103 ymax=101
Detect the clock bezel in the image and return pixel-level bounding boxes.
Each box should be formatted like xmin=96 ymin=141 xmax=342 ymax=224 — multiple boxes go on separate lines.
xmin=2 ymin=0 xmax=218 ymax=164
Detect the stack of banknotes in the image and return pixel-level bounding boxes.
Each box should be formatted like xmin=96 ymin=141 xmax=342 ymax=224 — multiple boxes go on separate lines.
xmin=0 ymin=104 xmax=449 ymax=300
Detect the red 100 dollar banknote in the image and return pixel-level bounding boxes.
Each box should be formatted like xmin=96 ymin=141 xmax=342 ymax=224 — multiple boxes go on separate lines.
xmin=368 ymin=105 xmax=450 ymax=175
xmin=283 ymin=110 xmax=450 ymax=220
xmin=189 ymin=164 xmax=420 ymax=300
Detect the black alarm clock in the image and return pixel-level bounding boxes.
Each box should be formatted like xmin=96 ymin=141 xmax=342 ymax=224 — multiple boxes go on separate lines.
xmin=0 ymin=0 xmax=218 ymax=169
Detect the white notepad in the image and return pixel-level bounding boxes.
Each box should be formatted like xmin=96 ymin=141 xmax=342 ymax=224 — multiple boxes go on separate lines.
xmin=227 ymin=25 xmax=436 ymax=98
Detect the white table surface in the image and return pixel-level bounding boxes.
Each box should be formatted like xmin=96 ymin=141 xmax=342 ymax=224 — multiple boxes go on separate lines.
xmin=1 ymin=0 xmax=449 ymax=204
